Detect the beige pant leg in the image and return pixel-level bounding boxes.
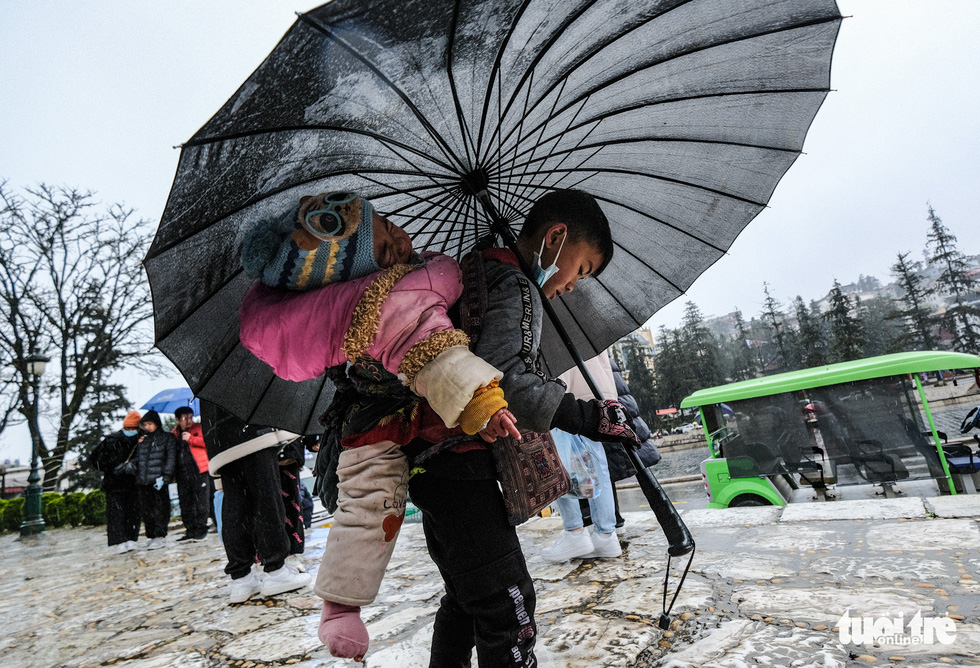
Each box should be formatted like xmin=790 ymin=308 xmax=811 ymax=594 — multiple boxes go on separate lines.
xmin=314 ymin=441 xmax=409 ymax=606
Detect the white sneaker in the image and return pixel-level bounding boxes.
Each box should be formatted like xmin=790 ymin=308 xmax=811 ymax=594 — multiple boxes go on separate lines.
xmin=259 ymin=565 xmax=312 ymax=597
xmin=229 ymin=571 xmax=263 ymax=604
xmin=114 ymin=542 xmax=131 ymax=554
xmin=285 ymin=554 xmax=307 ymax=573
xmin=125 ymin=540 xmax=138 ymax=551
xmin=580 ymin=531 xmax=622 ymax=559
xmin=146 ymin=537 xmax=166 ymax=550
xmin=541 ymin=530 xmax=595 ymax=562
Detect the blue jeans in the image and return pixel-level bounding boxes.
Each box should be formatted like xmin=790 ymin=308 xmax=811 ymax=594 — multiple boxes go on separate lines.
xmin=552 ymin=432 xmax=616 ymax=534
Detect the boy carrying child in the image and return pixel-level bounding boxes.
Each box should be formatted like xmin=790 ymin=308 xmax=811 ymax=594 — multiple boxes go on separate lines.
xmin=238 ymin=191 xmax=519 ymax=659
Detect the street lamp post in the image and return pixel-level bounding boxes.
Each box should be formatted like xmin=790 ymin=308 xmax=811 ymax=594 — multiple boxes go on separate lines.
xmin=19 ymin=352 xmax=49 ymax=538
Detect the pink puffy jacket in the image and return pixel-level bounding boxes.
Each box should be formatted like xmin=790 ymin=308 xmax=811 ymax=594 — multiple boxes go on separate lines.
xmin=239 ymin=252 xmax=462 ymax=382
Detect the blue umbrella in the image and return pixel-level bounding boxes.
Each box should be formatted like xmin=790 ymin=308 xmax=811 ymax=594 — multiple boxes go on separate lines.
xmin=141 ymin=387 xmax=200 ymax=416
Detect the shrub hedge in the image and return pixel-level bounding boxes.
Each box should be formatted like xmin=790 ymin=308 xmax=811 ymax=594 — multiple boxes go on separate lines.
xmin=0 ymin=490 xmax=107 ymax=532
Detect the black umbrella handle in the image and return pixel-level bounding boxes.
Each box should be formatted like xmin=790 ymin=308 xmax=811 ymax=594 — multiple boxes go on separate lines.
xmin=540 ymin=299 xmax=694 ymax=557
xmin=475 ymin=192 xmax=694 ymax=557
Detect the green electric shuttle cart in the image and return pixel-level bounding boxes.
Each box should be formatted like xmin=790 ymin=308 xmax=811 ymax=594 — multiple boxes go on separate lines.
xmin=680 ymin=351 xmax=980 ymax=509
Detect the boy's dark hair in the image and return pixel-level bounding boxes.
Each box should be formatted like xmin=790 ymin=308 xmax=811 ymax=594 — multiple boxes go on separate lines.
xmin=519 ymin=189 xmax=614 ymax=276
xmin=174 ymin=406 xmax=194 ymax=419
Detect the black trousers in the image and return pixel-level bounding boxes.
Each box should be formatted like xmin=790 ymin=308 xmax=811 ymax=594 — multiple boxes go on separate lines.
xmin=409 ymin=454 xmax=537 ymax=668
xmin=105 ymin=487 xmax=140 ymax=546
xmin=137 ymin=485 xmax=171 ymax=538
xmin=176 ymin=450 xmax=211 ymax=537
xmin=279 ymin=462 xmax=305 ymax=555
xmin=220 ymin=447 xmax=289 ymax=579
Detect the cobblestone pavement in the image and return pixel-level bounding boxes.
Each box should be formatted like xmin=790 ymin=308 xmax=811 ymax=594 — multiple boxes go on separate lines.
xmin=3 ymin=494 xmax=980 ymax=667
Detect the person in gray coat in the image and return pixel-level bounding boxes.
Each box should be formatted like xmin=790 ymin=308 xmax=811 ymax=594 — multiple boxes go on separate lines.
xmin=135 ymin=410 xmax=177 ymax=549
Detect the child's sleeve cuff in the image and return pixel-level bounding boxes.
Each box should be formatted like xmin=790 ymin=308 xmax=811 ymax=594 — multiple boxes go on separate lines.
xmin=458 ymin=382 xmax=508 ymax=435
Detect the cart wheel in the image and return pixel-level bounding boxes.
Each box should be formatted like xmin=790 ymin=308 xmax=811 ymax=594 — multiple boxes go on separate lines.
xmin=729 ymin=494 xmax=772 ymax=507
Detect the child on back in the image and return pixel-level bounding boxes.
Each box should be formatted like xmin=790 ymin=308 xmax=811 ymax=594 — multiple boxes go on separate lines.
xmin=237 ymin=191 xmax=518 ymax=659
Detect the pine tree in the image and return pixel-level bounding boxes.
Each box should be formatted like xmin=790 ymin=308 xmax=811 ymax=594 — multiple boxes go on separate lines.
xmin=855 ymin=294 xmax=903 ymax=357
xmin=61 ymin=373 xmax=130 ymax=492
xmin=727 ymin=308 xmax=756 ymax=381
xmin=681 ymin=302 xmax=722 ymax=390
xmin=926 ymin=206 xmax=980 ymax=352
xmin=653 ymin=326 xmax=699 ymax=410
xmin=825 ymin=280 xmax=865 ymax=362
xmin=891 ymin=251 xmax=937 ymax=351
xmin=760 ymin=283 xmax=790 ymax=371
xmin=793 ymin=296 xmax=828 ymax=368
xmin=622 ymin=335 xmax=658 ymax=427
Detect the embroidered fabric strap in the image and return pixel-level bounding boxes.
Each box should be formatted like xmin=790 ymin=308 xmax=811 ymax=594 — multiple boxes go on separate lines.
xmin=458 ymin=248 xmax=490 ymax=348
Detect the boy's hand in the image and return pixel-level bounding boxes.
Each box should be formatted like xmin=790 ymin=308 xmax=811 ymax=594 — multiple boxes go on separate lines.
xmin=593 ymin=399 xmax=642 ymax=448
xmin=479 ymin=409 xmax=520 ymax=443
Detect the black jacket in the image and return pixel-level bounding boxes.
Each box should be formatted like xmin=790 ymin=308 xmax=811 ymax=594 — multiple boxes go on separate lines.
xmin=603 ymin=358 xmax=661 ymax=482
xmin=134 ymin=410 xmax=178 ymax=486
xmin=89 ymin=429 xmax=140 ymax=492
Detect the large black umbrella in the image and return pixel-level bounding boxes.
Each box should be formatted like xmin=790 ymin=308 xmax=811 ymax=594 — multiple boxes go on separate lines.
xmin=148 ymin=0 xmax=841 ymax=436
xmin=147 ymin=0 xmax=841 ymax=568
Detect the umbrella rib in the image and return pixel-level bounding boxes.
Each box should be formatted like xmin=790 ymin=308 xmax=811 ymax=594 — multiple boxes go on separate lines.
xmin=183 ymin=124 xmax=459 ymax=176
xmin=500 ymin=155 xmax=773 ymax=209
xmin=491 ymin=175 xmax=730 ymax=264
xmin=479 ymin=0 xmax=604 ymax=162
xmin=402 ymin=190 xmax=466 ymax=245
xmin=501 ymin=78 xmax=573 ymax=210
xmin=475 ymin=0 xmax=535 ymax=157
xmin=302 ymin=373 xmax=332 ymax=434
xmin=242 ymin=372 xmax=280 ymax=427
xmin=494 ymin=87 xmax=591 ymax=207
xmin=414 ymin=191 xmax=466 ymax=255
xmin=494 ymin=11 xmax=841 ymax=155
xmin=192 ymin=337 xmax=274 ymax=420
xmin=351 ymin=175 xmax=463 ymax=218
xmin=498 ymin=67 xmax=537 ymax=216
xmin=148 ymin=162 xmax=464 ymax=260
xmin=367 ymin=136 xmax=466 ymax=195
xmin=445 ymin=0 xmax=477 ymax=170
xmin=296 ymin=12 xmax=468 ymax=174
xmin=498 ymin=87 xmax=828 ymax=165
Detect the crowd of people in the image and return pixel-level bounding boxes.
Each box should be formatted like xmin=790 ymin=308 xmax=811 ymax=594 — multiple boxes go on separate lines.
xmin=90 ymin=403 xmax=316 ymax=603
xmin=90 ymin=188 xmax=661 ymax=666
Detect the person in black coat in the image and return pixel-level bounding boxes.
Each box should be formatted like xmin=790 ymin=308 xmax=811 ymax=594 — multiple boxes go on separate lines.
xmin=89 ymin=410 xmax=143 ymax=553
xmin=135 ymin=410 xmax=178 ymax=549
xmin=605 ymin=357 xmax=661 ymax=526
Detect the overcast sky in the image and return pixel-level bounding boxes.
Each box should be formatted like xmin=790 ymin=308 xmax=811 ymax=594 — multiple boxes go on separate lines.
xmin=2 ymin=1 xmax=978 ymax=462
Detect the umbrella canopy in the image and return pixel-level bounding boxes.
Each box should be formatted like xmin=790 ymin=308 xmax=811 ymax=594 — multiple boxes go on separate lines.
xmin=141 ymin=387 xmax=201 ymax=416
xmin=146 ymin=0 xmax=842 ymax=434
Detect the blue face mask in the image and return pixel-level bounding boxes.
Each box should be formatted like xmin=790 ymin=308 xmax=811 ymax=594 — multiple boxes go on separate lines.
xmin=530 ymin=234 xmax=565 ymax=289
xmin=123 ymin=429 xmax=137 ymax=437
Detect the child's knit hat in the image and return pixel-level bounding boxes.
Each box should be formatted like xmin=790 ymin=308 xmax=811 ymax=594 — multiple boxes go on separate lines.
xmin=241 ymin=192 xmax=380 ymax=291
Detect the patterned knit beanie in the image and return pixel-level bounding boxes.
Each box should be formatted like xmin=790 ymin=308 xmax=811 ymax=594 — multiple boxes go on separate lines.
xmin=241 ymin=192 xmax=380 ymax=291
xmin=123 ymin=410 xmax=142 ymax=429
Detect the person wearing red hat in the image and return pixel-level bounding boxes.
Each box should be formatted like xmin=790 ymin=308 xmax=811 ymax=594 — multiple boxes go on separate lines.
xmin=89 ymin=410 xmax=143 ymax=554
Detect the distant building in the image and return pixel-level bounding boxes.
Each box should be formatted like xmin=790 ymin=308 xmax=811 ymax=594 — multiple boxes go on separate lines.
xmin=610 ymin=328 xmax=656 ymax=384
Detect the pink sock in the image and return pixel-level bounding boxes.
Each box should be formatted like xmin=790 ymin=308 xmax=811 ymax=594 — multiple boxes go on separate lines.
xmin=319 ymin=600 xmax=369 ymax=660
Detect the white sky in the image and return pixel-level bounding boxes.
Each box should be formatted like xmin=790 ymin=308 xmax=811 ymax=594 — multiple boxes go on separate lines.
xmin=1 ymin=1 xmax=979 ymax=462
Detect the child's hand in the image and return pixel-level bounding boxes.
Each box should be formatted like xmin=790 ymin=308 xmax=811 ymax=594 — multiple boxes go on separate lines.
xmin=479 ymin=409 xmax=521 ymax=443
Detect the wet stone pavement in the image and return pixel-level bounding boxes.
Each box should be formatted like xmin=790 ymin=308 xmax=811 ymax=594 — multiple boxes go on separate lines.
xmin=3 ymin=495 xmax=980 ymax=667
